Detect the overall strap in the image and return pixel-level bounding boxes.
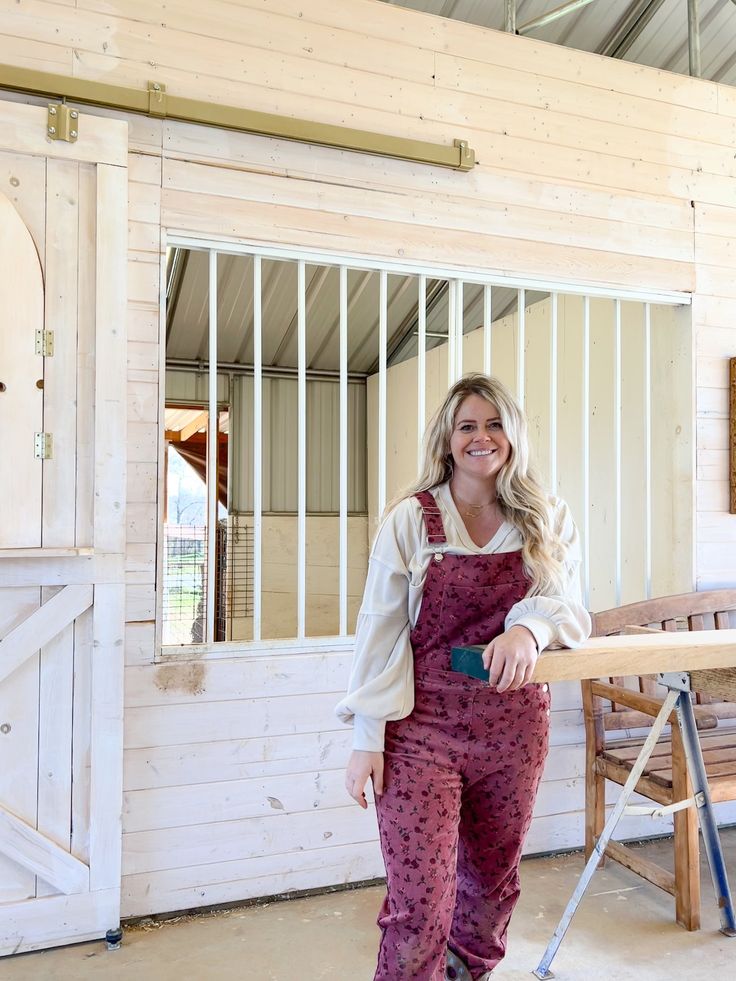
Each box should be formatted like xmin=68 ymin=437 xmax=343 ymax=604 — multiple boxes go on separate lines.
xmin=415 ymin=491 xmax=447 ymax=546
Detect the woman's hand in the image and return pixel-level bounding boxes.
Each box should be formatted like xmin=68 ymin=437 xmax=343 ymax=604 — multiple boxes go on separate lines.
xmin=345 ymin=750 xmax=384 ymax=809
xmin=482 ymin=624 xmax=539 ymax=692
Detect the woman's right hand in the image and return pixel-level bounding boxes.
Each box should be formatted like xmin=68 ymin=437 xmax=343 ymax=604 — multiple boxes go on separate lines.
xmin=345 ymin=750 xmax=384 ymax=809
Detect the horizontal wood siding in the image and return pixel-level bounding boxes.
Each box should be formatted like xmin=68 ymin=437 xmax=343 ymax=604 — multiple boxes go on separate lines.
xmin=3 ymin=0 xmax=735 ymax=918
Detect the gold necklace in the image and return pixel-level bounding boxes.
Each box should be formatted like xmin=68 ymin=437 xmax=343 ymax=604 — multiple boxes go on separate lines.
xmin=454 ymin=495 xmax=497 ymax=519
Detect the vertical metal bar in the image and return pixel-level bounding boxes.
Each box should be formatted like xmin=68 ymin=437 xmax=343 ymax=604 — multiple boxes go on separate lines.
xmin=297 ymin=260 xmax=307 ymax=638
xmin=252 ymin=255 xmax=263 ymax=642
xmin=614 ymin=299 xmax=622 ymax=606
xmin=504 ymin=0 xmax=517 ymax=32
xmin=583 ymin=295 xmax=590 ymax=606
xmin=447 ymin=279 xmax=457 ymax=386
xmin=517 ymin=288 xmax=526 ymax=406
xmin=417 ymin=275 xmax=427 ymax=469
xmin=378 ymin=270 xmax=388 ymax=517
xmin=533 ymin=689 xmax=681 ymax=979
xmin=675 ymin=691 xmax=736 ymax=936
xmin=550 ymin=293 xmax=558 ymax=494
xmin=644 ymin=303 xmax=652 ymax=599
xmin=339 ymin=265 xmax=348 ymax=637
xmin=688 ymin=0 xmax=702 ymax=78
xmin=455 ymin=280 xmax=464 ymax=379
xmin=206 ymin=249 xmax=218 ymax=644
xmin=483 ymin=284 xmax=492 ymax=376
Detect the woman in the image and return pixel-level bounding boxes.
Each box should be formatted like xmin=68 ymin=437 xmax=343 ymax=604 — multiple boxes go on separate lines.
xmin=336 ymin=373 xmax=590 ymax=981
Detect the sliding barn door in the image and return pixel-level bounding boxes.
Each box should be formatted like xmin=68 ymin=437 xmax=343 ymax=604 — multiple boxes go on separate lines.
xmin=0 ymin=98 xmax=127 ymax=954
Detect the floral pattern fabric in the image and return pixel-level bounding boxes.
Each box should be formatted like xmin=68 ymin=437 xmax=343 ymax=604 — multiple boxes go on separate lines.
xmin=374 ymin=492 xmax=550 ymax=980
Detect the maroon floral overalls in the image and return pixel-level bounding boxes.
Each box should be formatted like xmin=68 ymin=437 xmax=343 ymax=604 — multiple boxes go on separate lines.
xmin=374 ymin=492 xmax=551 ymax=981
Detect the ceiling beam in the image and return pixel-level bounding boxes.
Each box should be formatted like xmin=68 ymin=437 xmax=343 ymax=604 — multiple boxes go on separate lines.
xmin=596 ymin=0 xmax=666 ymax=60
xmin=688 ymin=0 xmax=702 ymax=77
xmin=662 ymin=0 xmax=729 ymax=75
xmin=518 ymin=0 xmax=599 ymax=36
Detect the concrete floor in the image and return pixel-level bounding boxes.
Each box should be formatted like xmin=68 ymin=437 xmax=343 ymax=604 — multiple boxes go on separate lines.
xmin=4 ymin=831 xmax=736 ymax=980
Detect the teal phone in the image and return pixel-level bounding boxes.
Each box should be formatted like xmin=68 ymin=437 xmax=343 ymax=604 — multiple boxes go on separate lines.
xmin=451 ymin=645 xmax=489 ymax=681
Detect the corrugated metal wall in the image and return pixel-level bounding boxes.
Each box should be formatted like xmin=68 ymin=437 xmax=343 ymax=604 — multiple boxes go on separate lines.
xmin=230 ymin=375 xmax=367 ymax=513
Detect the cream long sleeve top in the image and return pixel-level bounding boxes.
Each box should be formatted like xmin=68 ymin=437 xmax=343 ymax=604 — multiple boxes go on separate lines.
xmin=335 ymin=482 xmax=591 ymax=752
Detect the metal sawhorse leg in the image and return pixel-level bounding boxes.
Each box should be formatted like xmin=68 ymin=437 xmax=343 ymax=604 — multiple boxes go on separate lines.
xmin=533 ymin=671 xmax=736 ymax=980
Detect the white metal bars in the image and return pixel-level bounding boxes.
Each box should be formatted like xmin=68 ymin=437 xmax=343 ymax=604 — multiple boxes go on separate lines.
xmin=378 ymin=270 xmax=388 ymax=517
xmin=180 ymin=237 xmax=690 ymax=651
xmin=517 ymin=288 xmax=526 ymax=407
xmin=297 ymin=261 xmax=307 ymax=638
xmin=206 ymin=250 xmax=218 ymax=643
xmin=483 ymin=285 xmax=492 ymax=376
xmin=339 ymin=266 xmax=349 ymax=636
xmin=252 ymin=255 xmax=263 ymax=641
xmin=417 ymin=275 xmax=427 ymax=470
xmin=644 ymin=302 xmax=652 ymax=599
xmin=614 ymin=299 xmax=622 ymax=606
xmin=582 ymin=295 xmax=591 ymax=606
xmin=549 ymin=293 xmax=558 ymax=494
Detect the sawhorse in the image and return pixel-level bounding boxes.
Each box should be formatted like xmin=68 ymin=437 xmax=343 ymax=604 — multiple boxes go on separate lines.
xmin=534 ymin=670 xmax=736 ymax=979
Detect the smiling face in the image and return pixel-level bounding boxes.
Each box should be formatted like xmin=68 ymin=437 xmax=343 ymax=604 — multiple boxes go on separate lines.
xmin=448 ymin=393 xmax=512 ymax=490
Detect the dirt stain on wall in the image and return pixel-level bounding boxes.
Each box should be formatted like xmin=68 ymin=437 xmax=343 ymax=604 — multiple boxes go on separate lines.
xmin=154 ymin=662 xmax=207 ymax=696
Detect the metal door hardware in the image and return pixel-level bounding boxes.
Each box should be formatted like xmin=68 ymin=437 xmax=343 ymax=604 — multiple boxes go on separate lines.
xmin=35 ymin=329 xmax=54 ymax=356
xmin=47 ymin=103 xmax=79 ymax=142
xmin=34 ymin=433 xmax=53 ymax=459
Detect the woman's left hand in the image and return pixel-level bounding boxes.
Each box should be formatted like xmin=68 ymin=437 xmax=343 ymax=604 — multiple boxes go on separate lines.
xmin=482 ymin=624 xmax=539 ymax=692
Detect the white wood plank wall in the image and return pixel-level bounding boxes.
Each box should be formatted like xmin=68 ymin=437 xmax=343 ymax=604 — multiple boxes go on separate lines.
xmin=3 ymin=0 xmax=736 ymax=918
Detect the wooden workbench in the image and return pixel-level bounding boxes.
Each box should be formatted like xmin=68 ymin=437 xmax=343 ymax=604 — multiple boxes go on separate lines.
xmin=532 ymin=628 xmax=736 ymax=683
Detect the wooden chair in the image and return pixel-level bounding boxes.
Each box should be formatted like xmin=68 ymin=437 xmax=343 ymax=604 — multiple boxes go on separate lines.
xmin=582 ymin=589 xmax=736 ymax=930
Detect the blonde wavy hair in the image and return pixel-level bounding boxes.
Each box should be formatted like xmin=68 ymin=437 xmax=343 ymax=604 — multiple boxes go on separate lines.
xmin=391 ymin=373 xmax=566 ymax=595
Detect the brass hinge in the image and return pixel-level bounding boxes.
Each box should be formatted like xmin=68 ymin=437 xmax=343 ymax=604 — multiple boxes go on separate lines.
xmin=34 ymin=432 xmax=53 ymax=459
xmin=35 ymin=329 xmax=54 ymax=357
xmin=47 ymin=103 xmax=79 ymax=143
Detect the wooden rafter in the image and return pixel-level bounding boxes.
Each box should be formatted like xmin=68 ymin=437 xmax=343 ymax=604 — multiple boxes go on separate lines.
xmin=165 ymin=409 xmax=209 ymax=444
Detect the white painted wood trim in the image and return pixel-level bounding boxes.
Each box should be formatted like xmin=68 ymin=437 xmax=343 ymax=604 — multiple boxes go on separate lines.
xmin=159 ymin=636 xmax=355 ymax=661
xmin=0 ymin=103 xmax=127 ymax=167
xmin=167 ymin=235 xmax=691 ymax=306
xmin=89 ymin=583 xmax=125 ymax=891
xmin=0 ymin=584 xmax=93 ymax=686
xmin=93 ymin=164 xmax=127 ymax=555
xmin=0 ymin=548 xmax=94 ymax=559
xmin=0 ymin=888 xmax=119 ymax=957
xmin=0 ymin=805 xmax=89 ymax=895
